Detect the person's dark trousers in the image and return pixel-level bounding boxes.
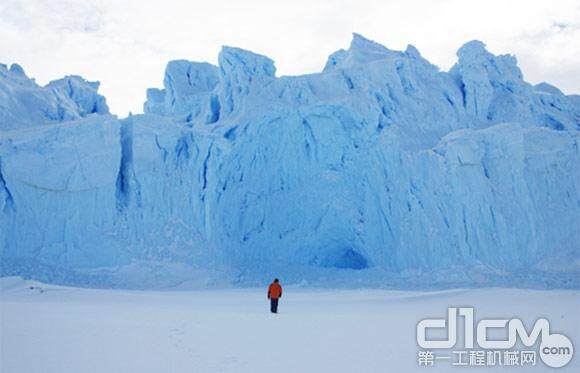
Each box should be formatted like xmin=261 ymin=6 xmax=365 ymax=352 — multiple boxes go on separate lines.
xmin=270 ymin=298 xmax=279 ymax=313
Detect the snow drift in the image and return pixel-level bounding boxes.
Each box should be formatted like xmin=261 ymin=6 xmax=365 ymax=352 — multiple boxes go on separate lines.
xmin=0 ymin=35 xmax=578 ymax=288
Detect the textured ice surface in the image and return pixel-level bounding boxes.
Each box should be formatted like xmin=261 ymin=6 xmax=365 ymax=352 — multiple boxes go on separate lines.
xmin=1 ymin=35 xmax=578 ymax=288
xmin=0 ymin=64 xmax=109 ymax=130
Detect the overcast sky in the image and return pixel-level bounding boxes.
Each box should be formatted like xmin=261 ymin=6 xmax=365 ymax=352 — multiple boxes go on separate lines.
xmin=1 ymin=0 xmax=579 ymax=116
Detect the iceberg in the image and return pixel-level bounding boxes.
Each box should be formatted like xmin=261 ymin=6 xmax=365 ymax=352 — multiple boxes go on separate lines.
xmin=0 ymin=63 xmax=109 ymax=130
xmin=1 ymin=34 xmax=578 ymax=288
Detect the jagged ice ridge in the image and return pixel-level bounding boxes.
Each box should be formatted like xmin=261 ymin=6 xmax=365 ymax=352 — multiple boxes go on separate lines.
xmin=1 ymin=34 xmax=579 ymax=288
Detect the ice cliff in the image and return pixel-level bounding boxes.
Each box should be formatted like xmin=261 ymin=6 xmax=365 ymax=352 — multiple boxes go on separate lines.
xmin=1 ymin=34 xmax=578 ymax=288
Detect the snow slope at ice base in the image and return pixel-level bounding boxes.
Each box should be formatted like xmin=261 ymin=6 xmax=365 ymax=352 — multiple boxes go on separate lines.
xmin=1 ymin=277 xmax=579 ymax=373
xmin=0 ymin=34 xmax=578 ymax=288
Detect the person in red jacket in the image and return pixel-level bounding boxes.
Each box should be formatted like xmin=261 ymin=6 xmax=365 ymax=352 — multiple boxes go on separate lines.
xmin=267 ymin=278 xmax=283 ymax=313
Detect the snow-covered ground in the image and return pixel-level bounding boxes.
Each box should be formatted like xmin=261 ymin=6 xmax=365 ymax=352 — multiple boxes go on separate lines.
xmin=1 ymin=277 xmax=578 ymax=372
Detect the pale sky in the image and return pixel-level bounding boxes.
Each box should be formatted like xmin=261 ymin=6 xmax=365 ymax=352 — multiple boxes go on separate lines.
xmin=1 ymin=0 xmax=579 ymax=116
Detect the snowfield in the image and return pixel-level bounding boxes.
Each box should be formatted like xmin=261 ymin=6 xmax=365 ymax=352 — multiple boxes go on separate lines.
xmin=1 ymin=277 xmax=578 ymax=373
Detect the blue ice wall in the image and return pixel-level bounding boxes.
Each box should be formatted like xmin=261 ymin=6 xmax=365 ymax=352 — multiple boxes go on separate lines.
xmin=1 ymin=35 xmax=578 ymax=288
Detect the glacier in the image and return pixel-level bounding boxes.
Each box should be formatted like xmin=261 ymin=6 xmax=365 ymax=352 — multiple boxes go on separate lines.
xmin=0 ymin=34 xmax=579 ymax=289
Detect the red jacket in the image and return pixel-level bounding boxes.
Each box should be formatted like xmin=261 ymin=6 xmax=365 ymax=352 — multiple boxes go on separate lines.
xmin=268 ymin=282 xmax=282 ymax=299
